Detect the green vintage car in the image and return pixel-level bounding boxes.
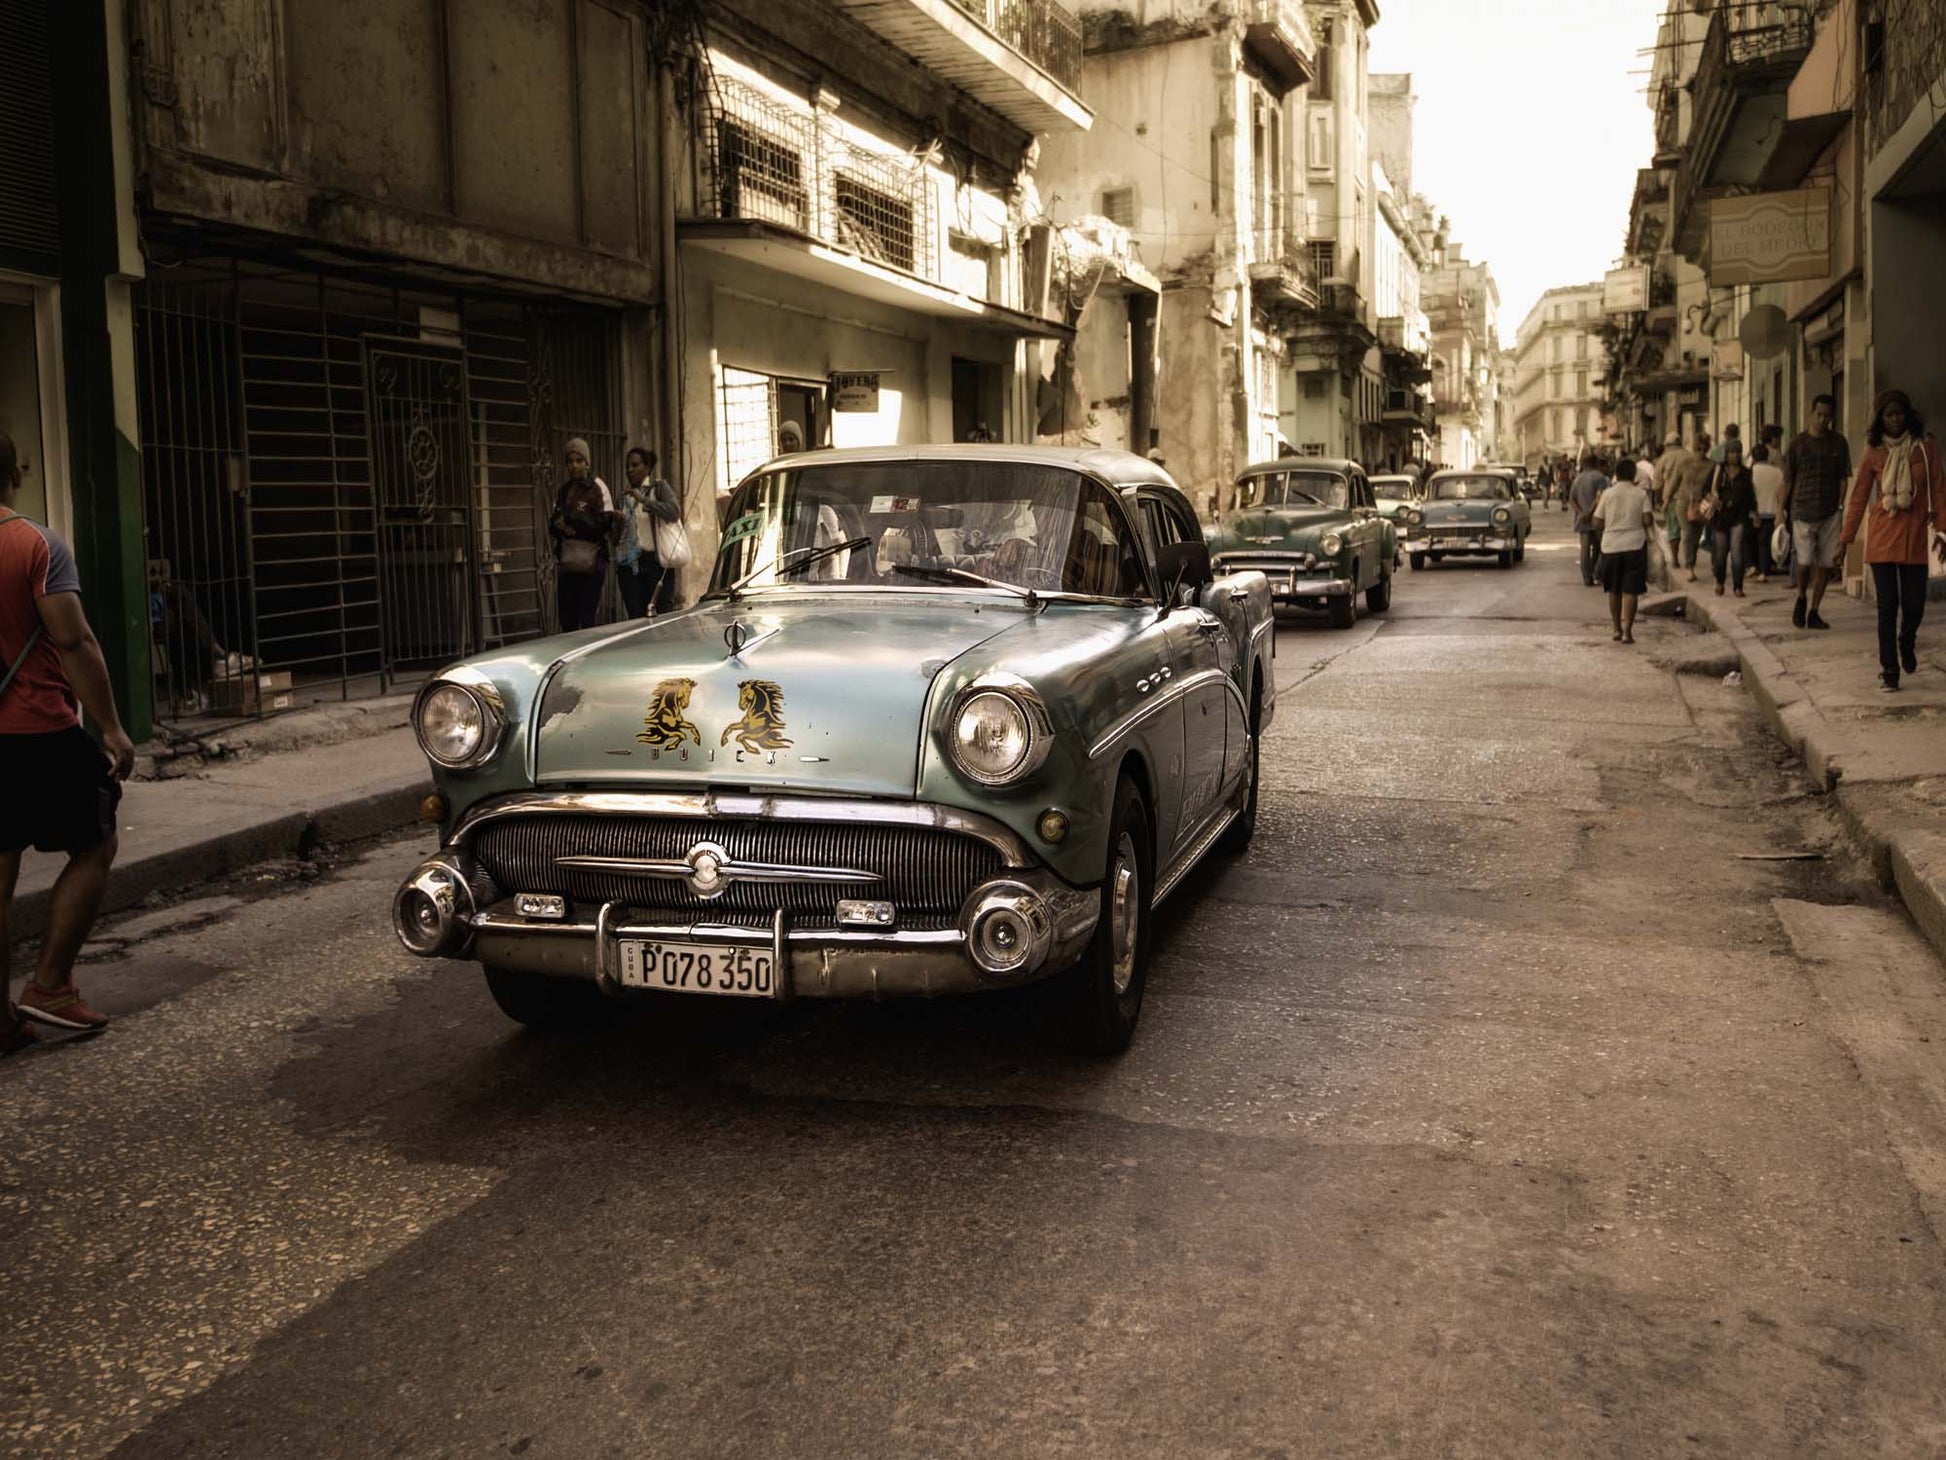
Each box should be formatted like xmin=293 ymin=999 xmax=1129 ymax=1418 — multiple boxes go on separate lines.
xmin=393 ymin=447 xmax=1276 ymax=1054
xmin=1403 ymin=468 xmax=1533 ymax=570
xmin=1206 ymin=458 xmax=1397 ymax=628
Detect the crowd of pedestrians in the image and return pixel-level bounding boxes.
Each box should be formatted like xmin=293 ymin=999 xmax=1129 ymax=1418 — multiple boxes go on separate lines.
xmin=1562 ymin=387 xmax=1946 ymax=691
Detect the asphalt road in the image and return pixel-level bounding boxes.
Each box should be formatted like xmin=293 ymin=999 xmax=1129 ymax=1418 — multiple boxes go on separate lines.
xmin=9 ymin=509 xmax=1946 ymax=1459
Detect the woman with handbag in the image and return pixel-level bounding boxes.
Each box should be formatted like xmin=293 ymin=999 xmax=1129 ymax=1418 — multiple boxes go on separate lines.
xmin=616 ymin=447 xmax=682 ymax=618
xmin=1706 ymin=438 xmax=1758 ymax=598
xmin=548 ymin=438 xmax=618 ymax=632
xmin=1839 ymin=389 xmax=1946 ymax=692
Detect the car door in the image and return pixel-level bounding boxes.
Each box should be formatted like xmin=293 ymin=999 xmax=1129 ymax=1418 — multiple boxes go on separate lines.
xmin=1139 ymin=492 xmax=1233 ymax=841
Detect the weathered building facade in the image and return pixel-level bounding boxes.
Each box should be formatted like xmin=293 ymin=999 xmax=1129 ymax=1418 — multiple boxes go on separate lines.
xmin=1422 ymin=245 xmax=1497 ymax=470
xmin=1512 ymin=283 xmax=1610 ymax=467
xmin=1040 ymin=0 xmax=1315 ymax=514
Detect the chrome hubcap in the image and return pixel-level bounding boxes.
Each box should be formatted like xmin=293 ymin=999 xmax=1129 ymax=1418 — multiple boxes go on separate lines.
xmin=1109 ymin=831 xmax=1140 ymax=996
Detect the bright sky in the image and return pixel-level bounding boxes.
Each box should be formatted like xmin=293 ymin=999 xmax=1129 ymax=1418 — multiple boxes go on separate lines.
xmin=1369 ymin=0 xmax=1664 ymax=339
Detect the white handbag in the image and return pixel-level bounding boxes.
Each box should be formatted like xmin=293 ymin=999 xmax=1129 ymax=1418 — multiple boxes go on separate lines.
xmin=1771 ymin=521 xmax=1790 ymax=564
xmin=652 ymin=497 xmax=692 ymax=570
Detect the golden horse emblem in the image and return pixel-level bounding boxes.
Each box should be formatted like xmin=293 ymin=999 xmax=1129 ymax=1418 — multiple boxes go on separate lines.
xmin=720 ymin=679 xmax=794 ymax=754
xmin=637 ymin=678 xmax=703 ymax=750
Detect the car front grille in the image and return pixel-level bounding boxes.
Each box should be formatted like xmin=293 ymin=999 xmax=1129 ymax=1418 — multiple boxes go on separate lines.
xmin=470 ymin=814 xmax=1006 ymax=924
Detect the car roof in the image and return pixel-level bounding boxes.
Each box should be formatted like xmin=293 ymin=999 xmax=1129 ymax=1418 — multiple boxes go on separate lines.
xmin=1236 ymin=457 xmax=1362 ymax=481
xmin=750 ymin=443 xmax=1177 ymax=489
xmin=1427 ymin=465 xmax=1519 ymax=480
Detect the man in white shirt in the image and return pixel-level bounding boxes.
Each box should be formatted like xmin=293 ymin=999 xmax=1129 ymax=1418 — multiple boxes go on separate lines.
xmin=1749 ymin=442 xmax=1786 ymax=583
xmin=1592 ymin=458 xmax=1656 ymax=644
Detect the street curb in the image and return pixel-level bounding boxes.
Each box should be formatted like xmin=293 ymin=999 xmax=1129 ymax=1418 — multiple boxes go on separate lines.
xmin=1688 ymin=586 xmax=1946 ymax=969
xmin=11 ymin=781 xmax=429 ymax=944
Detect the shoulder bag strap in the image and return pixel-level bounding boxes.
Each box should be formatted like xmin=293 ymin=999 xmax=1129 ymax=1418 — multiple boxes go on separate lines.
xmin=0 ymin=513 xmax=46 ymax=705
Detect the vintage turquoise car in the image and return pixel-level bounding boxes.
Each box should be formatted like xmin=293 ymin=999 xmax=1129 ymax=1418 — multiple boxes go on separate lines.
xmin=1403 ymin=467 xmax=1533 ymax=570
xmin=1205 ymin=457 xmax=1397 ymax=629
xmin=392 ymin=446 xmax=1276 ymax=1054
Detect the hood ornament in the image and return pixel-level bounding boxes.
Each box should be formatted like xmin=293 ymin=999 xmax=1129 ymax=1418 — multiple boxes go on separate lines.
xmin=724 ymin=621 xmax=750 ymax=659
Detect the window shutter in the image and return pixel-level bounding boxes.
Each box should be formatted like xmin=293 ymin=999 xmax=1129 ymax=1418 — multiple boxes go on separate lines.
xmin=0 ymin=0 xmax=60 ymax=265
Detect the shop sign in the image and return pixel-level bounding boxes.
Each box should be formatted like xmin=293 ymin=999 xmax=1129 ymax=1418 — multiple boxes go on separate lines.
xmin=829 ymin=372 xmax=881 ymax=413
xmin=1709 ymin=189 xmax=1831 ymax=286
xmin=1676 ymin=384 xmax=1706 ymax=408
xmin=1603 ymin=266 xmax=1650 ymax=314
xmin=1711 ymin=338 xmax=1745 ymax=381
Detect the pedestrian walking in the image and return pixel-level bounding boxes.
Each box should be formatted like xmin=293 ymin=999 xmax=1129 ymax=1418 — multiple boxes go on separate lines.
xmin=1593 ymin=457 xmax=1655 ymax=644
xmin=1675 ymin=432 xmax=1716 ymax=582
xmin=1570 ymin=453 xmax=1609 ymax=587
xmin=1635 ymin=448 xmax=1657 ymax=502
xmin=1709 ymin=422 xmax=1740 ymax=466
xmin=1705 ymin=439 xmax=1758 ymax=597
xmin=1556 ymin=460 xmax=1573 ymax=512
xmin=0 ymin=428 xmax=136 ymax=1055
xmin=1655 ymin=434 xmax=1689 ymax=566
xmin=1750 ymin=443 xmax=1785 ymax=582
xmin=615 ymin=447 xmax=681 ymax=619
xmin=549 ymin=437 xmax=618 ymax=633
xmin=1838 ymin=389 xmax=1946 ymax=692
xmin=1782 ymin=394 xmax=1851 ymax=630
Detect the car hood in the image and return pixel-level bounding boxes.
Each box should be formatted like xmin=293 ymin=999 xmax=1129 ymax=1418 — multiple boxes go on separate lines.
xmin=1211 ymin=506 xmax=1342 ymax=551
xmin=530 ymin=594 xmax=1018 ymax=796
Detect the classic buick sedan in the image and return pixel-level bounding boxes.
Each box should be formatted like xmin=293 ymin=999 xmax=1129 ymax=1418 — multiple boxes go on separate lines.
xmin=393 ymin=447 xmax=1276 ymax=1054
xmin=1205 ymin=457 xmax=1396 ymax=628
xmin=1403 ymin=468 xmax=1532 ymax=570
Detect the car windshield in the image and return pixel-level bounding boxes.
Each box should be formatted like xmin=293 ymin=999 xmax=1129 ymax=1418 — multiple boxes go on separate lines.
xmin=1430 ymin=476 xmax=1512 ymax=502
xmin=710 ymin=460 xmax=1149 ymax=599
xmin=1238 ymin=470 xmax=1350 ymax=510
xmin=1371 ymin=479 xmax=1414 ymax=500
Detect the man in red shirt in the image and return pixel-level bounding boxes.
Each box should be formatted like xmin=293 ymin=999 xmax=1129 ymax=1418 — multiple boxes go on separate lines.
xmin=0 ymin=429 xmax=136 ymax=1053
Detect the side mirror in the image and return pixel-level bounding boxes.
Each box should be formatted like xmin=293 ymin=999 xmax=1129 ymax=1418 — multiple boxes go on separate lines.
xmin=1156 ymin=540 xmax=1213 ymax=595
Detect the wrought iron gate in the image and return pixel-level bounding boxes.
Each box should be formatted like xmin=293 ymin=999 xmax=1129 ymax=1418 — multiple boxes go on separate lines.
xmin=365 ymin=340 xmax=477 ymax=671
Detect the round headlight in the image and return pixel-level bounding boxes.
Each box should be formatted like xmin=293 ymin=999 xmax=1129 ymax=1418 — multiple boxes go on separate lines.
xmin=1407 ymin=508 xmax=1424 ymax=524
xmin=1320 ymin=531 xmax=1344 ymax=557
xmin=415 ymin=680 xmax=505 ymax=769
xmin=1492 ymin=506 xmax=1512 ymax=524
xmin=953 ymin=691 xmax=1034 ymax=784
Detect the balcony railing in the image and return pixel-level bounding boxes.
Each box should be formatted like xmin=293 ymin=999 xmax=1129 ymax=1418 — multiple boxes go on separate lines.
xmin=700 ymin=75 xmax=937 ymax=283
xmin=1247 ymin=236 xmax=1319 ymax=312
xmin=949 ymin=0 xmax=1082 ymax=89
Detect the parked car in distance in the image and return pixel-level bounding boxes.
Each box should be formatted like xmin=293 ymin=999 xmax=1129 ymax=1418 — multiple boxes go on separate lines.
xmin=1403 ymin=467 xmax=1532 ymax=570
xmin=1206 ymin=458 xmax=1397 ymax=629
xmin=1371 ymin=475 xmax=1419 ymax=550
xmin=392 ymin=446 xmax=1277 ymax=1055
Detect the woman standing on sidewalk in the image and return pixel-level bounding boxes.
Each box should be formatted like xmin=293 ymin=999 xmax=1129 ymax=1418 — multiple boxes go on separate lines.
xmin=1839 ymin=389 xmax=1946 ymax=692
xmin=614 ymin=447 xmax=680 ymax=619
xmin=1706 ymin=439 xmax=1759 ymax=598
xmin=548 ymin=438 xmax=618 ymax=633
xmin=1593 ymin=457 xmax=1655 ymax=644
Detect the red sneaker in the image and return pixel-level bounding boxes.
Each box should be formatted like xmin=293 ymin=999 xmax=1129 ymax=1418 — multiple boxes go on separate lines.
xmin=17 ymin=982 xmax=110 ymax=1032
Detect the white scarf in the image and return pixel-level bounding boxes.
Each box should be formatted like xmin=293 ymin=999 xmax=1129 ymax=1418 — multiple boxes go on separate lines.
xmin=1881 ymin=433 xmax=1916 ymax=512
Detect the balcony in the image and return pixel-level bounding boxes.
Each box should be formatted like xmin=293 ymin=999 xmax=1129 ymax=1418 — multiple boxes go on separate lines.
xmin=1383 ymin=388 xmax=1430 ymax=425
xmin=827 ymin=0 xmax=1091 ymax=133
xmin=683 ymin=74 xmax=1070 ymax=341
xmin=1626 ymin=167 xmax=1670 ymax=258
xmin=1241 ymin=0 xmax=1314 ymax=94
xmin=1670 ymin=3 xmax=1816 ymax=261
xmin=1247 ymin=237 xmax=1319 ymax=313
xmin=1378 ymin=313 xmax=1429 ymax=358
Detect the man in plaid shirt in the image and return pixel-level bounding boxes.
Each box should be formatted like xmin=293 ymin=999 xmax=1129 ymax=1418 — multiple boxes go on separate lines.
xmin=1782 ymin=394 xmax=1853 ymax=630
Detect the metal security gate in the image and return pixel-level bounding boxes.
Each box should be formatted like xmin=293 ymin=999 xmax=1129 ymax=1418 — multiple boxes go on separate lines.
xmin=136 ymin=255 xmax=627 ymax=724
xmin=365 ymin=340 xmax=477 ymax=670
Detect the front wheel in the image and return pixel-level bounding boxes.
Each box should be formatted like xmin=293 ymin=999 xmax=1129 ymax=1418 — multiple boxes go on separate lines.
xmin=1497 ymin=549 xmax=1513 ymax=568
xmin=1327 ymin=592 xmax=1356 ymax=628
xmin=484 ymin=967 xmax=613 ymax=1030
xmin=1409 ymin=551 xmax=1426 ymax=572
xmin=1365 ymin=573 xmax=1392 ymax=613
xmin=1046 ymin=778 xmax=1153 ymax=1056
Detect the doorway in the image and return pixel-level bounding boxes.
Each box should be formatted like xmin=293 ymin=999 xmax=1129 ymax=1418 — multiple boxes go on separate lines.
xmin=952 ymin=357 xmax=1003 ymax=442
xmin=0 ymin=278 xmax=63 ymax=530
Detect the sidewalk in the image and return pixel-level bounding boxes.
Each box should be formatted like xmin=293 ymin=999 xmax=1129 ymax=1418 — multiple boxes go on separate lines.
xmin=12 ymin=722 xmax=431 ymax=942
xmin=1675 ymin=553 xmax=1946 ymax=964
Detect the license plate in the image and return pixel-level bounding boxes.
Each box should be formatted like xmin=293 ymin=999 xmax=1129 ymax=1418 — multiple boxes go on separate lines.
xmin=618 ymin=939 xmax=774 ymax=997
xmin=1434 ymin=536 xmax=1475 ymax=549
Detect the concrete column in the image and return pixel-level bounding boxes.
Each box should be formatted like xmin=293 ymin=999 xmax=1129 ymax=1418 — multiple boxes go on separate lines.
xmin=49 ymin=0 xmax=149 ymax=739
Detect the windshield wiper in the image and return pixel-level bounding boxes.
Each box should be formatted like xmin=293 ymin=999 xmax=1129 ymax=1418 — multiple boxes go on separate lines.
xmin=1284 ymin=490 xmax=1324 ymax=505
xmin=726 ymin=536 xmax=872 ymax=600
xmin=890 ymin=562 xmax=1041 ymax=611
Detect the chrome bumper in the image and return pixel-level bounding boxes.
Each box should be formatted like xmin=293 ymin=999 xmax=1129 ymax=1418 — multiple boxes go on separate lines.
xmin=1279 ymin=576 xmax=1353 ymax=600
xmin=396 ymin=854 xmax=1099 ymax=999
xmin=1425 ymin=537 xmax=1511 ymax=553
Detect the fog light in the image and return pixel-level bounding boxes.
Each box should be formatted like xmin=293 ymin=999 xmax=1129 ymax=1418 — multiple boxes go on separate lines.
xmin=392 ymin=860 xmax=475 ymax=957
xmin=1036 ymin=809 xmax=1070 ymax=844
xmin=418 ymin=792 xmax=449 ymax=824
xmin=962 ymin=881 xmax=1053 ymax=980
xmin=837 ymin=898 xmax=896 ymax=929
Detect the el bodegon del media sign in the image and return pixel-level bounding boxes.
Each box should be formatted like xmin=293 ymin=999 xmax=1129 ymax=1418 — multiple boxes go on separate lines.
xmin=1709 ymin=188 xmax=1831 ymax=286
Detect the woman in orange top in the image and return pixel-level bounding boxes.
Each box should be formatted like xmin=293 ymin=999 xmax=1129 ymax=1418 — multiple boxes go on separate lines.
xmin=1840 ymin=389 xmax=1946 ymax=691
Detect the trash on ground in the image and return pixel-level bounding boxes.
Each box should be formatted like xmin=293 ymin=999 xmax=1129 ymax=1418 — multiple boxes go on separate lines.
xmin=1723 ymin=670 xmax=1743 ymax=686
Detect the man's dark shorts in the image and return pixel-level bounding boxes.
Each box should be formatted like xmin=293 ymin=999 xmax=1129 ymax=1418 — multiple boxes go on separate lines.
xmin=0 ymin=726 xmax=121 ymax=855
